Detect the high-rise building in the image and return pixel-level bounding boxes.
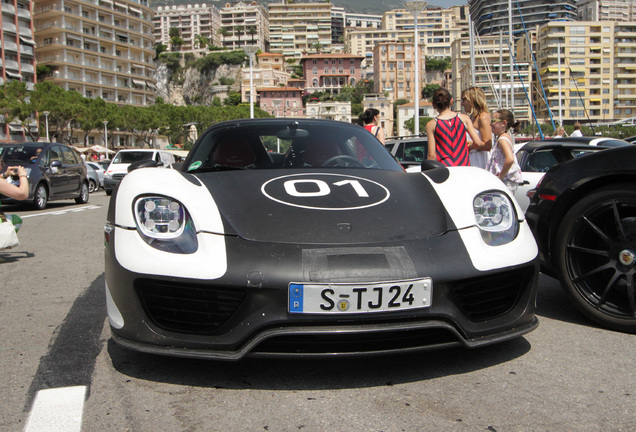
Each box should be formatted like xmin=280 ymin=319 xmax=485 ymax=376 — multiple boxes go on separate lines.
xmin=218 ymin=1 xmax=269 ymax=51
xmin=373 ymin=41 xmax=426 ymax=103
xmin=268 ymin=2 xmax=332 ymax=60
xmin=451 ymin=34 xmax=533 ymax=123
xmin=33 ymin=0 xmax=157 ymax=108
xmin=533 ymin=21 xmax=636 ymax=124
xmin=577 ymin=0 xmax=636 ymax=21
xmin=468 ymin=0 xmax=577 ymax=38
xmin=153 ymin=3 xmax=221 ymax=51
xmin=0 ymin=0 xmax=37 ymax=142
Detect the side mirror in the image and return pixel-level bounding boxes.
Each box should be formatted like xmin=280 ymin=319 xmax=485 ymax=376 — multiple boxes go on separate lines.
xmin=420 ymin=160 xmax=445 ymax=171
xmin=128 ymin=159 xmax=158 ymax=172
xmin=51 ymin=160 xmax=62 ymax=168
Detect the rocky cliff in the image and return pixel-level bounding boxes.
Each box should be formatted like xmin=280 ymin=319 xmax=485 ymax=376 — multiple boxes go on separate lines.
xmin=155 ymin=61 xmax=243 ymax=106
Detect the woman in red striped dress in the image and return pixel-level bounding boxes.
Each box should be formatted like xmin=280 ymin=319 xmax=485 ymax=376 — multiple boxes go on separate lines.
xmin=425 ymin=88 xmax=483 ymax=167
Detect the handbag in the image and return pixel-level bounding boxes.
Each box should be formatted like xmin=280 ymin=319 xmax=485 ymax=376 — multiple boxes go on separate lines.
xmin=0 ymin=212 xmax=19 ymax=250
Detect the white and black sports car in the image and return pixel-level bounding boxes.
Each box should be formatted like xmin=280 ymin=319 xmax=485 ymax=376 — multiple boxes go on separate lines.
xmin=104 ymin=118 xmax=539 ymax=360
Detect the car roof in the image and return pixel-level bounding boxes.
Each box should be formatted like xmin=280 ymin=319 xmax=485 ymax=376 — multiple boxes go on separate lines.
xmin=519 ymin=137 xmax=632 ymax=152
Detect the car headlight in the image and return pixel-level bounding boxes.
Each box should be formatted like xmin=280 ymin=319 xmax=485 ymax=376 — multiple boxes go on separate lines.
xmin=473 ymin=192 xmax=519 ymax=246
xmin=104 ymin=172 xmax=112 ymax=179
xmin=134 ymin=196 xmax=198 ymax=253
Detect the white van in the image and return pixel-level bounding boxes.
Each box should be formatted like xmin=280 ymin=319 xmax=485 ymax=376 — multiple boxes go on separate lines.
xmin=103 ymin=149 xmax=175 ymax=195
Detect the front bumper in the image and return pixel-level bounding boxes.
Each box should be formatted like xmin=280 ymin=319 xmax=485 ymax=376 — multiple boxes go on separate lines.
xmin=105 ymin=228 xmax=540 ymax=360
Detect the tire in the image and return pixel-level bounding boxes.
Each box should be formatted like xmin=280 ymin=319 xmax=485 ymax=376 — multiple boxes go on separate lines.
xmin=75 ymin=182 xmax=89 ymax=204
xmin=88 ymin=179 xmax=98 ymax=193
xmin=555 ymin=183 xmax=636 ymax=333
xmin=32 ymin=183 xmax=48 ymax=210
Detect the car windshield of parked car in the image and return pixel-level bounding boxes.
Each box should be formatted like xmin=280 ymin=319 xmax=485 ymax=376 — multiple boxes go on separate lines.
xmin=0 ymin=143 xmax=45 ymax=164
xmin=185 ymin=122 xmax=403 ymax=173
xmin=112 ymin=151 xmax=154 ymax=164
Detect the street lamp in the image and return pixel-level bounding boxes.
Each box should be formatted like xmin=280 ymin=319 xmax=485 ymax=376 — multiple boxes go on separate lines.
xmin=405 ymin=1 xmax=427 ymax=136
xmin=103 ymin=120 xmax=109 ymax=148
xmin=42 ymin=111 xmax=50 ymax=142
xmin=243 ymin=45 xmax=259 ymax=119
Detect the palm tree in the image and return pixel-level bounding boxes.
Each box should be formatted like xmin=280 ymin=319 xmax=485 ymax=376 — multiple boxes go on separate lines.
xmin=194 ymin=35 xmax=209 ymax=50
xmin=218 ymin=27 xmax=230 ymax=48
xmin=247 ymin=26 xmax=257 ymax=43
xmin=234 ymin=25 xmax=244 ymax=47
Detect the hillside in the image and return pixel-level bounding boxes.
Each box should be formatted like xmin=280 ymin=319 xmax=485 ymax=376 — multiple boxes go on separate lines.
xmin=151 ymin=0 xmax=467 ymax=15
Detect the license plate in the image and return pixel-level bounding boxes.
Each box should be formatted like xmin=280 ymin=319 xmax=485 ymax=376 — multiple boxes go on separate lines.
xmin=288 ymin=278 xmax=432 ymax=314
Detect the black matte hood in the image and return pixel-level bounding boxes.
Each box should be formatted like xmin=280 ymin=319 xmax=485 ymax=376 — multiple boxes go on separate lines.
xmin=193 ymin=169 xmax=451 ymax=244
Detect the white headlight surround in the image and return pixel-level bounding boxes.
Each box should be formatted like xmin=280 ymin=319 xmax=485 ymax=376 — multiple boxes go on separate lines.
xmin=473 ymin=191 xmax=519 ymax=246
xmin=133 ymin=195 xmax=198 ymax=253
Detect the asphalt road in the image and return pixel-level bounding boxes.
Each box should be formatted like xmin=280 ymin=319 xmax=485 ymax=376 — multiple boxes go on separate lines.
xmin=1 ymin=191 xmax=634 ymax=432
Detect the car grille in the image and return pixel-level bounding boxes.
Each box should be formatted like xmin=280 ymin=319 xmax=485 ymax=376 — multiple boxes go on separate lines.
xmin=135 ymin=279 xmax=247 ymax=334
xmin=112 ymin=173 xmax=126 ymax=181
xmin=451 ymin=266 xmax=534 ymax=321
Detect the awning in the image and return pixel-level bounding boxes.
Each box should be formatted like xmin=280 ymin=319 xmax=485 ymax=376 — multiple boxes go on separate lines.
xmin=569 ymin=67 xmax=585 ymax=72
xmin=114 ymin=2 xmax=127 ymax=8
xmin=146 ymin=81 xmax=157 ymax=89
xmin=19 ymin=36 xmax=36 ymax=45
xmin=132 ymin=64 xmax=145 ymax=69
xmin=129 ymin=6 xmax=141 ymax=13
xmin=132 ymin=79 xmax=146 ymax=87
xmin=5 ymin=71 xmax=22 ymax=79
xmin=590 ymin=98 xmax=601 ymax=102
xmin=100 ymin=0 xmax=113 ymax=4
xmin=8 ymin=124 xmax=24 ymax=132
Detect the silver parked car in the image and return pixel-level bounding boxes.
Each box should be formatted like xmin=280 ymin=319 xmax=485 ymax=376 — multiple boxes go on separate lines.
xmin=85 ymin=162 xmax=101 ymax=193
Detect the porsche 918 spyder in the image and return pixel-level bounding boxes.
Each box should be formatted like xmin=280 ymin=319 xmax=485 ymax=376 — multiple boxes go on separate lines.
xmin=104 ymin=118 xmax=539 ymax=360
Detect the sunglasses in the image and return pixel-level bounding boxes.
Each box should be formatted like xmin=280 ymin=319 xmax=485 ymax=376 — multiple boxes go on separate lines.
xmin=491 ymin=119 xmax=503 ymax=124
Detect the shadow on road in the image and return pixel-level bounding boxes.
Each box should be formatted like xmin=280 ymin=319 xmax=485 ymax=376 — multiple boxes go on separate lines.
xmin=534 ymin=273 xmax=598 ymax=329
xmin=0 ymin=250 xmax=35 ymax=263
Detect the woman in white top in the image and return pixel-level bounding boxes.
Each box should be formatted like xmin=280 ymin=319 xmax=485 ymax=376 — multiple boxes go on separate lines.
xmin=487 ymin=109 xmax=523 ymax=193
xmin=460 ymin=87 xmax=492 ymax=169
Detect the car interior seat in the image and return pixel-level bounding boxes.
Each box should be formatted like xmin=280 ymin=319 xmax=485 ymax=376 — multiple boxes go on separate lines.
xmin=212 ymin=137 xmax=257 ymax=168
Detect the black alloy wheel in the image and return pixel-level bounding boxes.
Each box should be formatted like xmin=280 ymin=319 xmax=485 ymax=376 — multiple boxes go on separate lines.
xmin=555 ymin=184 xmax=636 ymax=333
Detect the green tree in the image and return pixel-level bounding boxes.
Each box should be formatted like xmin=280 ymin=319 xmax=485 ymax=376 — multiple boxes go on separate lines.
xmin=218 ymin=27 xmax=230 ymax=47
xmin=169 ymin=27 xmax=184 ymax=51
xmin=421 ymin=84 xmax=440 ymax=100
xmin=247 ymin=26 xmax=257 ymax=43
xmin=234 ymin=25 xmax=244 ymax=46
xmin=425 ymin=57 xmax=451 ymax=72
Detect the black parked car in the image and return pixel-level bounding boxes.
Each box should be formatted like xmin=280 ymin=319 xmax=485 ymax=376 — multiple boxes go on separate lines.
xmin=0 ymin=142 xmax=89 ymax=210
xmin=525 ymin=144 xmax=636 ymax=333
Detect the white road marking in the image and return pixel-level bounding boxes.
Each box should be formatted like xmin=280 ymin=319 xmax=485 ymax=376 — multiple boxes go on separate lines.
xmin=20 ymin=205 xmax=100 ymax=219
xmin=23 ymin=386 xmax=87 ymax=432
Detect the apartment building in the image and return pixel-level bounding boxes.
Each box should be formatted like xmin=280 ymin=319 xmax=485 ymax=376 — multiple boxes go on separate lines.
xmin=240 ymin=52 xmax=291 ymax=103
xmin=451 ymin=34 xmax=533 ymax=123
xmin=346 ymin=6 xmax=468 ymax=79
xmin=373 ymin=41 xmax=426 ymax=103
xmin=534 ymin=21 xmax=636 ymax=124
xmin=218 ymin=1 xmax=269 ymax=52
xmin=0 ymin=0 xmax=37 ymax=142
xmin=382 ymin=5 xmax=469 ymax=58
xmin=259 ymin=86 xmax=304 ymax=118
xmin=301 ymin=53 xmax=364 ymax=96
xmin=268 ymin=2 xmax=332 ymax=60
xmin=153 ymin=3 xmax=220 ymax=51
xmin=577 ymin=0 xmax=636 ymax=21
xmin=33 ymin=0 xmax=157 ymax=109
xmin=468 ymin=0 xmax=577 ymax=38
xmin=306 ymin=100 xmax=352 ymax=123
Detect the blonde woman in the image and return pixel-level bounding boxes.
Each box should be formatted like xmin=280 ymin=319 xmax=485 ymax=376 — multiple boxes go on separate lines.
xmin=460 ymin=87 xmax=492 ymax=169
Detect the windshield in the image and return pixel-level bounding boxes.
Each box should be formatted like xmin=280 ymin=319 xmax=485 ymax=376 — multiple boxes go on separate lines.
xmin=0 ymin=143 xmax=45 ymax=164
xmin=112 ymin=151 xmax=153 ymax=164
xmin=185 ymin=121 xmax=402 ymax=173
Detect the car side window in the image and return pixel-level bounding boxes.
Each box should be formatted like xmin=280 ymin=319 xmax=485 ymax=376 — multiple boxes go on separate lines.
xmin=49 ymin=146 xmax=63 ymax=164
xmin=526 ymin=150 xmax=558 ymax=173
xmin=61 ymin=147 xmax=79 ymax=165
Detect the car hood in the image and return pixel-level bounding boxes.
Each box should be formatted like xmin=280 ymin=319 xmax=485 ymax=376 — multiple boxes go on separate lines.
xmin=195 ymin=169 xmax=452 ymax=244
